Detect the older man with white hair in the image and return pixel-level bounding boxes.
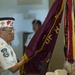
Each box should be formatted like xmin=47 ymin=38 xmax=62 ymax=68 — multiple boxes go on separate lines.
xmin=0 ymin=17 xmax=26 ymax=75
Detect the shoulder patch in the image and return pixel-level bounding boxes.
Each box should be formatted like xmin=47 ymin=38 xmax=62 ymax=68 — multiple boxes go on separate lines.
xmin=1 ymin=48 xmax=9 ymax=57
xmin=0 ymin=42 xmax=4 ymax=46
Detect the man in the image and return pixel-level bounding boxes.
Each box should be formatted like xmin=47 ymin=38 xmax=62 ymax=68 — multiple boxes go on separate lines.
xmin=0 ymin=17 xmax=26 ymax=75
xmin=25 ymin=19 xmax=42 ymax=47
xmin=32 ymin=19 xmax=42 ymax=32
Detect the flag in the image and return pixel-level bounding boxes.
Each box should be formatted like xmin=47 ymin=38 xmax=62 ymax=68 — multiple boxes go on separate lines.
xmin=20 ymin=0 xmax=64 ymax=75
xmin=64 ymin=0 xmax=75 ymax=63
xmin=72 ymin=0 xmax=75 ymax=62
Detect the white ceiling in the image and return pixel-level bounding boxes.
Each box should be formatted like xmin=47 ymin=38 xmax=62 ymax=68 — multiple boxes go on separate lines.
xmin=0 ymin=0 xmax=74 ymax=14
xmin=0 ymin=0 xmax=49 ymax=14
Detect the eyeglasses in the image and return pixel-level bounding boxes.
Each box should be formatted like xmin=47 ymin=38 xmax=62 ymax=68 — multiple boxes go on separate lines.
xmin=6 ymin=29 xmax=14 ymax=33
xmin=2 ymin=29 xmax=15 ymax=33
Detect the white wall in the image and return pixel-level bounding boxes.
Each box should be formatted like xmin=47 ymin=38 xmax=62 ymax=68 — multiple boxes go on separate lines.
xmin=48 ymin=15 xmax=65 ymax=71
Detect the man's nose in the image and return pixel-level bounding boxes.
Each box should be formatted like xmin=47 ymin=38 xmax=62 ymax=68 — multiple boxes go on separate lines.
xmin=12 ymin=31 xmax=15 ymax=34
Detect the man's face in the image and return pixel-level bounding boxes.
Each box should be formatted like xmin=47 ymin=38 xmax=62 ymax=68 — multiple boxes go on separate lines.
xmin=32 ymin=23 xmax=40 ymax=32
xmin=1 ymin=27 xmax=14 ymax=43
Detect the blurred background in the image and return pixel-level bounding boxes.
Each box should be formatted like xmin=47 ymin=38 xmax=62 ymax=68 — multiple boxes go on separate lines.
xmin=0 ymin=0 xmax=75 ymax=72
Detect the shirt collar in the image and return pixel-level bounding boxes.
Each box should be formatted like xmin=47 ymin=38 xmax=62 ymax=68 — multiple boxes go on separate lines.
xmin=0 ymin=38 xmax=8 ymax=46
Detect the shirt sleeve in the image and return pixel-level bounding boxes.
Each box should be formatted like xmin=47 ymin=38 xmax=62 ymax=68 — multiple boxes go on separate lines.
xmin=0 ymin=47 xmax=16 ymax=70
xmin=25 ymin=34 xmax=34 ymax=47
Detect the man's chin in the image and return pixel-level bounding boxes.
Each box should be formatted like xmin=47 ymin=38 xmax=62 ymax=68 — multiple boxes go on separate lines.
xmin=12 ymin=36 xmax=14 ymax=40
xmin=12 ymin=38 xmax=14 ymax=41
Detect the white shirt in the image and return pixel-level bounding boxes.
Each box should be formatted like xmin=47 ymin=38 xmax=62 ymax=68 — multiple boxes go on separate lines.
xmin=25 ymin=33 xmax=34 ymax=47
xmin=0 ymin=38 xmax=20 ymax=75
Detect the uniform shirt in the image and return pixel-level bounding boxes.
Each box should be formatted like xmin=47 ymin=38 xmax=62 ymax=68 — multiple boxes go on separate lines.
xmin=25 ymin=33 xmax=34 ymax=47
xmin=0 ymin=38 xmax=20 ymax=75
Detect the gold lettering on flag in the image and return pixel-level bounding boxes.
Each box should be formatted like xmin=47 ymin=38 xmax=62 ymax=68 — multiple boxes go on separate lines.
xmin=45 ymin=34 xmax=52 ymax=44
xmin=54 ymin=26 xmax=60 ymax=34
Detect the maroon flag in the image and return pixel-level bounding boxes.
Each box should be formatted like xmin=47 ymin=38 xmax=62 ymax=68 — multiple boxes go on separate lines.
xmin=20 ymin=0 xmax=64 ymax=75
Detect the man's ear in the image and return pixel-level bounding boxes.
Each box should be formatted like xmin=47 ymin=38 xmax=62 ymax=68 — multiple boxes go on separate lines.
xmin=0 ymin=29 xmax=5 ymax=36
